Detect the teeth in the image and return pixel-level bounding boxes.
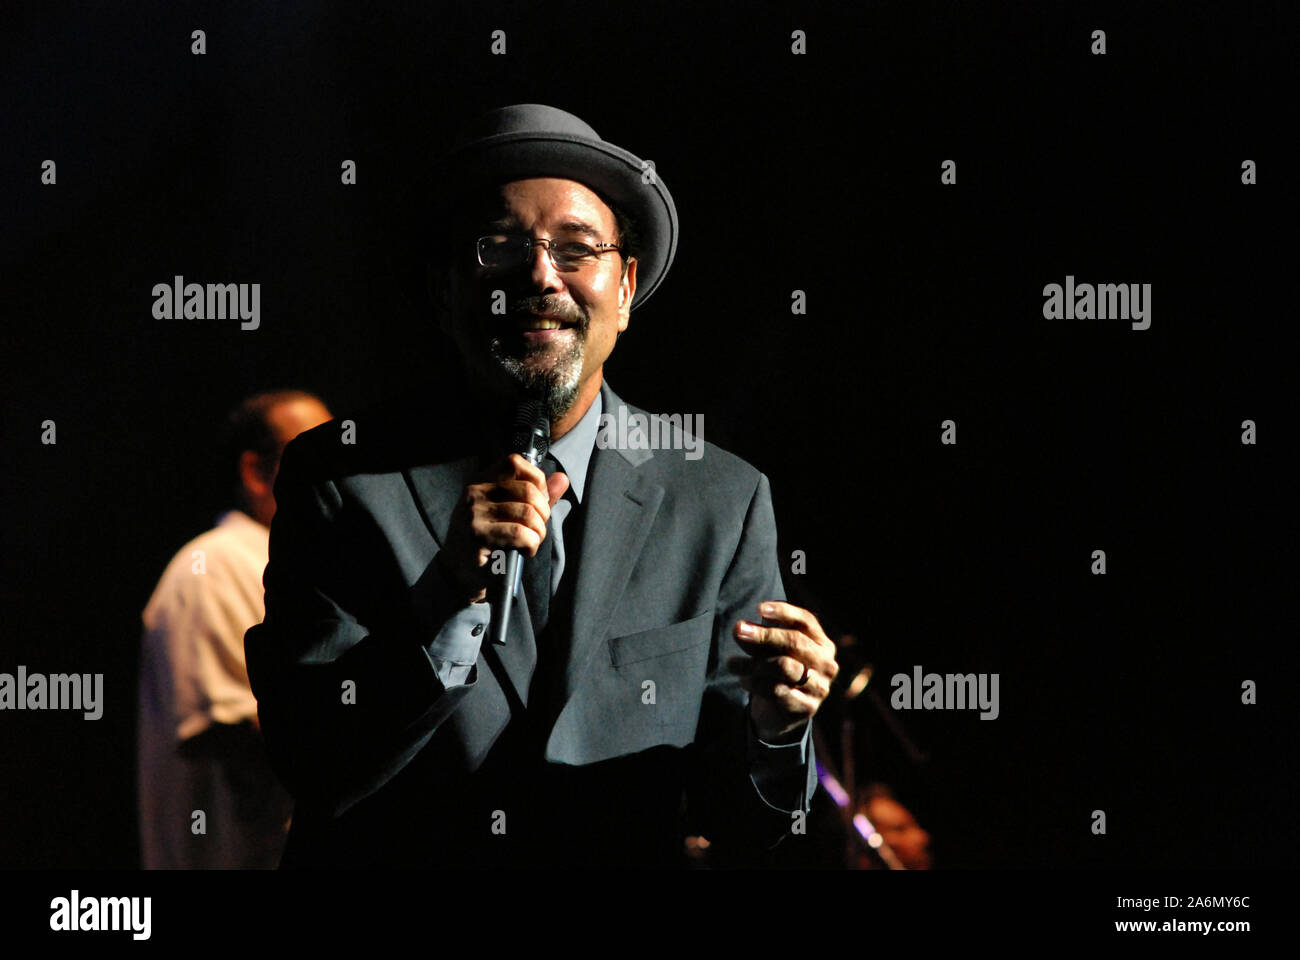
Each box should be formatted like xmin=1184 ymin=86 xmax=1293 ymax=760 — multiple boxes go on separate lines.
xmin=520 ymin=319 xmax=563 ymax=330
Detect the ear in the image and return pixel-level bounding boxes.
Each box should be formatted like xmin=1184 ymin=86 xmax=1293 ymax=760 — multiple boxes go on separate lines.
xmin=617 ymin=256 xmax=637 ymax=331
xmin=238 ymin=450 xmax=273 ymax=500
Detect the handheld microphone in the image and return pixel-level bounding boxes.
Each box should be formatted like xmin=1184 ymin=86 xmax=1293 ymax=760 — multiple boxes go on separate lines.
xmin=488 ymin=398 xmax=551 ymax=646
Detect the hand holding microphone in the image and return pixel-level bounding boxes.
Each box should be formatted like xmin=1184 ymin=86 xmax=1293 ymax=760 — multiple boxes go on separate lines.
xmin=435 ymin=403 xmax=570 ymax=635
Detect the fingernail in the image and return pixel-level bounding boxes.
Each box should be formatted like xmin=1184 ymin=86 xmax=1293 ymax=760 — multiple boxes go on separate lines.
xmin=737 ymin=622 xmax=757 ymax=638
xmin=760 ymin=603 xmax=775 ymax=616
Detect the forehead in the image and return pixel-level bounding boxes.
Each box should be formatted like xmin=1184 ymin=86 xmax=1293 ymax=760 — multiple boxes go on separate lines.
xmin=476 ymin=177 xmax=616 ymax=235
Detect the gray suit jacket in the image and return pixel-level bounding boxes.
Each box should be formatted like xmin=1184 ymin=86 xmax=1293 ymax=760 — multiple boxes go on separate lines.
xmin=245 ymin=380 xmax=816 ymax=867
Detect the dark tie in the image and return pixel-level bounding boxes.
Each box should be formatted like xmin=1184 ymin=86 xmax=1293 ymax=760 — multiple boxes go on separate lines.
xmin=523 ymin=455 xmax=558 ymax=638
xmin=527 ymin=454 xmax=587 ymax=730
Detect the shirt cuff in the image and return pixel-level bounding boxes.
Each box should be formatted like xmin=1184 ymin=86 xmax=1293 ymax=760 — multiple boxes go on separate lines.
xmin=747 ymin=716 xmax=813 ymax=812
xmin=422 ymin=600 xmax=490 ymax=691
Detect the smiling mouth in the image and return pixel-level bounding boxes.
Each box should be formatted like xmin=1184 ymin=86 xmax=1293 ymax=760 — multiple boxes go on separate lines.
xmin=513 ymin=314 xmax=579 ymax=331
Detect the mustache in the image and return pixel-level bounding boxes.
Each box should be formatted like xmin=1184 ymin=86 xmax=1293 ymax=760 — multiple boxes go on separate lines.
xmin=508 ymin=295 xmax=587 ymax=327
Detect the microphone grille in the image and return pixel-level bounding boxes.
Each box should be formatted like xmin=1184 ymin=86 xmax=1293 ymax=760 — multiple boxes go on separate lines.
xmin=510 ymin=398 xmax=551 ymax=458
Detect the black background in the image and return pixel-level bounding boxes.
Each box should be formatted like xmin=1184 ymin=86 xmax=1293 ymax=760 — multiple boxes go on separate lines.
xmin=1 ymin=0 xmax=1294 ymax=871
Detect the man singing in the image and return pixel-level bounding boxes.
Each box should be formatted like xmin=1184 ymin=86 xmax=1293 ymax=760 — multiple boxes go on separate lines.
xmin=245 ymin=104 xmax=839 ymax=867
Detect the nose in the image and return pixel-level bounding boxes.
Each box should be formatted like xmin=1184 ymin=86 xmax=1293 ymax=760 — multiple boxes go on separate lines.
xmin=526 ymin=239 xmax=564 ymax=294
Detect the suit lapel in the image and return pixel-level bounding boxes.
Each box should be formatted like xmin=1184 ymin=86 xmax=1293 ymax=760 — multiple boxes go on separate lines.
xmin=403 ymin=455 xmax=476 ymax=555
xmin=558 ymin=383 xmax=664 ymax=702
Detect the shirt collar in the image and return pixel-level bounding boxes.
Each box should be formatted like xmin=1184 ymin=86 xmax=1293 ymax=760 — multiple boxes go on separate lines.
xmin=547 ymin=388 xmax=602 ymax=504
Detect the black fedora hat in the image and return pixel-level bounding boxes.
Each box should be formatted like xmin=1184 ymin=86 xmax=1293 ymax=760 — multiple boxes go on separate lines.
xmin=437 ymin=104 xmax=678 ymax=310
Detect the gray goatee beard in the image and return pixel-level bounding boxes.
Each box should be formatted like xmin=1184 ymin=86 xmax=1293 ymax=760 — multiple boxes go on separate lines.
xmin=487 ymin=326 xmax=586 ymax=421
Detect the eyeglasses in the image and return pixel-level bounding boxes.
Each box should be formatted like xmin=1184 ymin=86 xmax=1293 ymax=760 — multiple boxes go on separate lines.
xmin=476 ymin=235 xmax=623 ymax=272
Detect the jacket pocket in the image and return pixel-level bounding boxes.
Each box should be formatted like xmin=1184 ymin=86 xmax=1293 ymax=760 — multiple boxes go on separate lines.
xmin=608 ymin=610 xmax=713 ymax=667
